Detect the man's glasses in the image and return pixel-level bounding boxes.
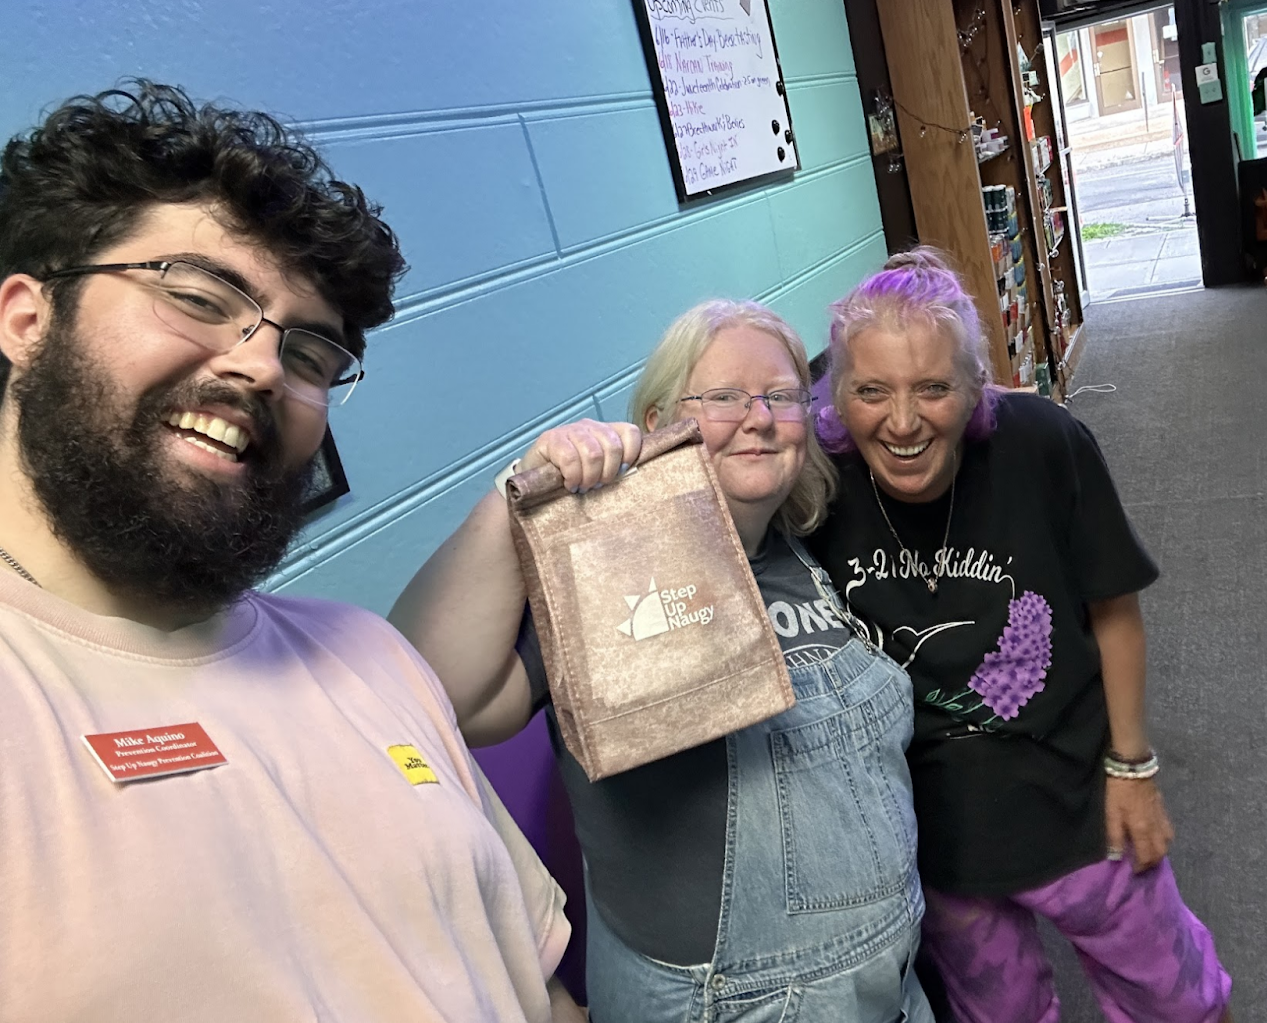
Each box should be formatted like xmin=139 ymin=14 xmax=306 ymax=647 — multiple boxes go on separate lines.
xmin=678 ymin=387 xmax=814 ymax=422
xmin=42 ymin=260 xmax=363 ymax=407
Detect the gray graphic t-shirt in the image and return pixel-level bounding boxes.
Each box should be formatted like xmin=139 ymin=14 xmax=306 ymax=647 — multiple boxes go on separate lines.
xmin=753 ymin=532 xmax=858 ymax=669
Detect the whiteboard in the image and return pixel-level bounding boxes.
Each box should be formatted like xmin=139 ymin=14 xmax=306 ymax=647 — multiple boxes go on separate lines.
xmin=634 ymin=0 xmax=800 ymax=201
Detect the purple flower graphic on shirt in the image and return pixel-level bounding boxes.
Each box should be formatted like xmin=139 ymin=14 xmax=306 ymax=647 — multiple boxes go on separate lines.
xmin=967 ymin=591 xmax=1053 ymax=720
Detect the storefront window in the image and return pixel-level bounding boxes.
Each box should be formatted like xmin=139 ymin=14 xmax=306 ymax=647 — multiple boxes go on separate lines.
xmin=1056 ymin=31 xmax=1086 ymax=105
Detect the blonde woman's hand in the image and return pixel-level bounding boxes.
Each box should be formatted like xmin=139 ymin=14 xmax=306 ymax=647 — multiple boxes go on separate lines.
xmin=520 ymin=420 xmax=643 ymax=494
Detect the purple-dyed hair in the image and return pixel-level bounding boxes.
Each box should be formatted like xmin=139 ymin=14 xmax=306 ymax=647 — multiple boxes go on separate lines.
xmin=816 ymin=245 xmax=1001 ymax=454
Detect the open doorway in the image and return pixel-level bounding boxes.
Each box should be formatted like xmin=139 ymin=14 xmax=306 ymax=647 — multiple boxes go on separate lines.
xmin=1058 ymin=5 xmax=1201 ymax=301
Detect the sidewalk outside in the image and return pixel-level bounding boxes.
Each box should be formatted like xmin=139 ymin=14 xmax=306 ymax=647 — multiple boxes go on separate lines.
xmin=1065 ymin=99 xmax=1201 ymax=300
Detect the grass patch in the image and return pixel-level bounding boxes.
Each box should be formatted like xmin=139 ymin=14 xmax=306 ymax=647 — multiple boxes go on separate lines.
xmin=1081 ymin=222 xmax=1127 ymax=241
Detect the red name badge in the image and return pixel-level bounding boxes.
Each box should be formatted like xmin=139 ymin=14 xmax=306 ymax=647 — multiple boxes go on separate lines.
xmin=82 ymin=722 xmax=227 ymax=783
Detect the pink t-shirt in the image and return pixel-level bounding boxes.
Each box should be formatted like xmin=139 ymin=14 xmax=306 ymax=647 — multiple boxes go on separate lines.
xmin=0 ymin=572 xmax=569 ymax=1022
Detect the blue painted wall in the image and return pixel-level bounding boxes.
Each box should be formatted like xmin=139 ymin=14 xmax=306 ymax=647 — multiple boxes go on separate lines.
xmin=1 ymin=1 xmax=886 ymax=615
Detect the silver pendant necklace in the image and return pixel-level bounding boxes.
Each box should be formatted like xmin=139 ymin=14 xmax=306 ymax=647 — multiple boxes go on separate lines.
xmin=869 ymin=468 xmax=955 ymax=595
xmin=0 ymin=545 xmax=40 ymax=587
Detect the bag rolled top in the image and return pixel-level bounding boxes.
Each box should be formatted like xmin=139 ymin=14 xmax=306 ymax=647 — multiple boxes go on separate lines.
xmin=507 ymin=418 xmax=795 ymax=781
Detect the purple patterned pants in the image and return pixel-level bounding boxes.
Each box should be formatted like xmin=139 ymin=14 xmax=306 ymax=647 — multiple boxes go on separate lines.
xmin=921 ymin=855 xmax=1231 ymax=1023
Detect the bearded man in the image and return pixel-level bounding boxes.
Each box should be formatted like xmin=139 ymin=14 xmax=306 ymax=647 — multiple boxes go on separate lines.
xmin=0 ymin=82 xmax=579 ymax=1022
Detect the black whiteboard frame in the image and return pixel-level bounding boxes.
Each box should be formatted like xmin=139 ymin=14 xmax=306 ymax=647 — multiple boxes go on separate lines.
xmin=300 ymin=426 xmax=351 ymax=517
xmin=631 ymin=0 xmax=801 ymax=204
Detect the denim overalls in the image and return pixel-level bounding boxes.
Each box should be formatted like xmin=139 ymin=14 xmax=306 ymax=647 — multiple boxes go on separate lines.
xmin=585 ymin=538 xmax=932 ymax=1023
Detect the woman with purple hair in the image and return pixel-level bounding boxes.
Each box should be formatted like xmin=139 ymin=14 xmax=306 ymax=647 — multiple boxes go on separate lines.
xmin=808 ymin=247 xmax=1233 ymax=1023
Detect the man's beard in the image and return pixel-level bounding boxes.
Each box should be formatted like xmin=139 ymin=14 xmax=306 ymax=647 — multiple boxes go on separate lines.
xmin=12 ymin=318 xmax=313 ymax=618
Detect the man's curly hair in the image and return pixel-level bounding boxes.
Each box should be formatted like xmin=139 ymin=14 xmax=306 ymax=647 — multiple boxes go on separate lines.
xmin=0 ymin=80 xmax=407 ymax=396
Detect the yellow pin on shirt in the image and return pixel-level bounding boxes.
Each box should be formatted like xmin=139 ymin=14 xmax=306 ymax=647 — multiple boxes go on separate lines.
xmin=386 ymin=745 xmax=438 ymax=785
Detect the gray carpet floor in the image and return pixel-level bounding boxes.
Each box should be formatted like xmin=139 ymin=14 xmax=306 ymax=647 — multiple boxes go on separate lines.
xmin=1040 ymin=284 xmax=1266 ymax=1020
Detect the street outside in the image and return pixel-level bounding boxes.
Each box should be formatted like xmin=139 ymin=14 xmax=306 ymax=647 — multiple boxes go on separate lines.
xmin=1067 ymin=100 xmax=1202 ymax=301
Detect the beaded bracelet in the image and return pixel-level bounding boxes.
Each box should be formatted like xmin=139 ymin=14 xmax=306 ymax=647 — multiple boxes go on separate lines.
xmin=1103 ymin=749 xmax=1160 ymax=780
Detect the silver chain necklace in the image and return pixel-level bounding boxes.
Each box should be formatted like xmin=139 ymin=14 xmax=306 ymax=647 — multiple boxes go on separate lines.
xmin=869 ymin=469 xmax=955 ymax=595
xmin=0 ymin=545 xmax=40 ymax=587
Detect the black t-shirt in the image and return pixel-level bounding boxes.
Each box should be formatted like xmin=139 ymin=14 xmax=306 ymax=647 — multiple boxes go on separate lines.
xmin=518 ymin=530 xmax=857 ymax=965
xmin=808 ymin=392 xmax=1158 ymax=896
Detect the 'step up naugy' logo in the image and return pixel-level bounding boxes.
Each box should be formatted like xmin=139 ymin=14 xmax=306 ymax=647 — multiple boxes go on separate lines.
xmin=617 ymin=578 xmax=715 ymax=641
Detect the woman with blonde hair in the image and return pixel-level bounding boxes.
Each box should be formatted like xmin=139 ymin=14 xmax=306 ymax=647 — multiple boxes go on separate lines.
xmin=392 ymin=299 xmax=932 ymax=1022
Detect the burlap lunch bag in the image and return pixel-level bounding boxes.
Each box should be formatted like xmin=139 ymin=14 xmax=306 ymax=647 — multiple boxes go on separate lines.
xmin=505 ymin=418 xmax=795 ymax=781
